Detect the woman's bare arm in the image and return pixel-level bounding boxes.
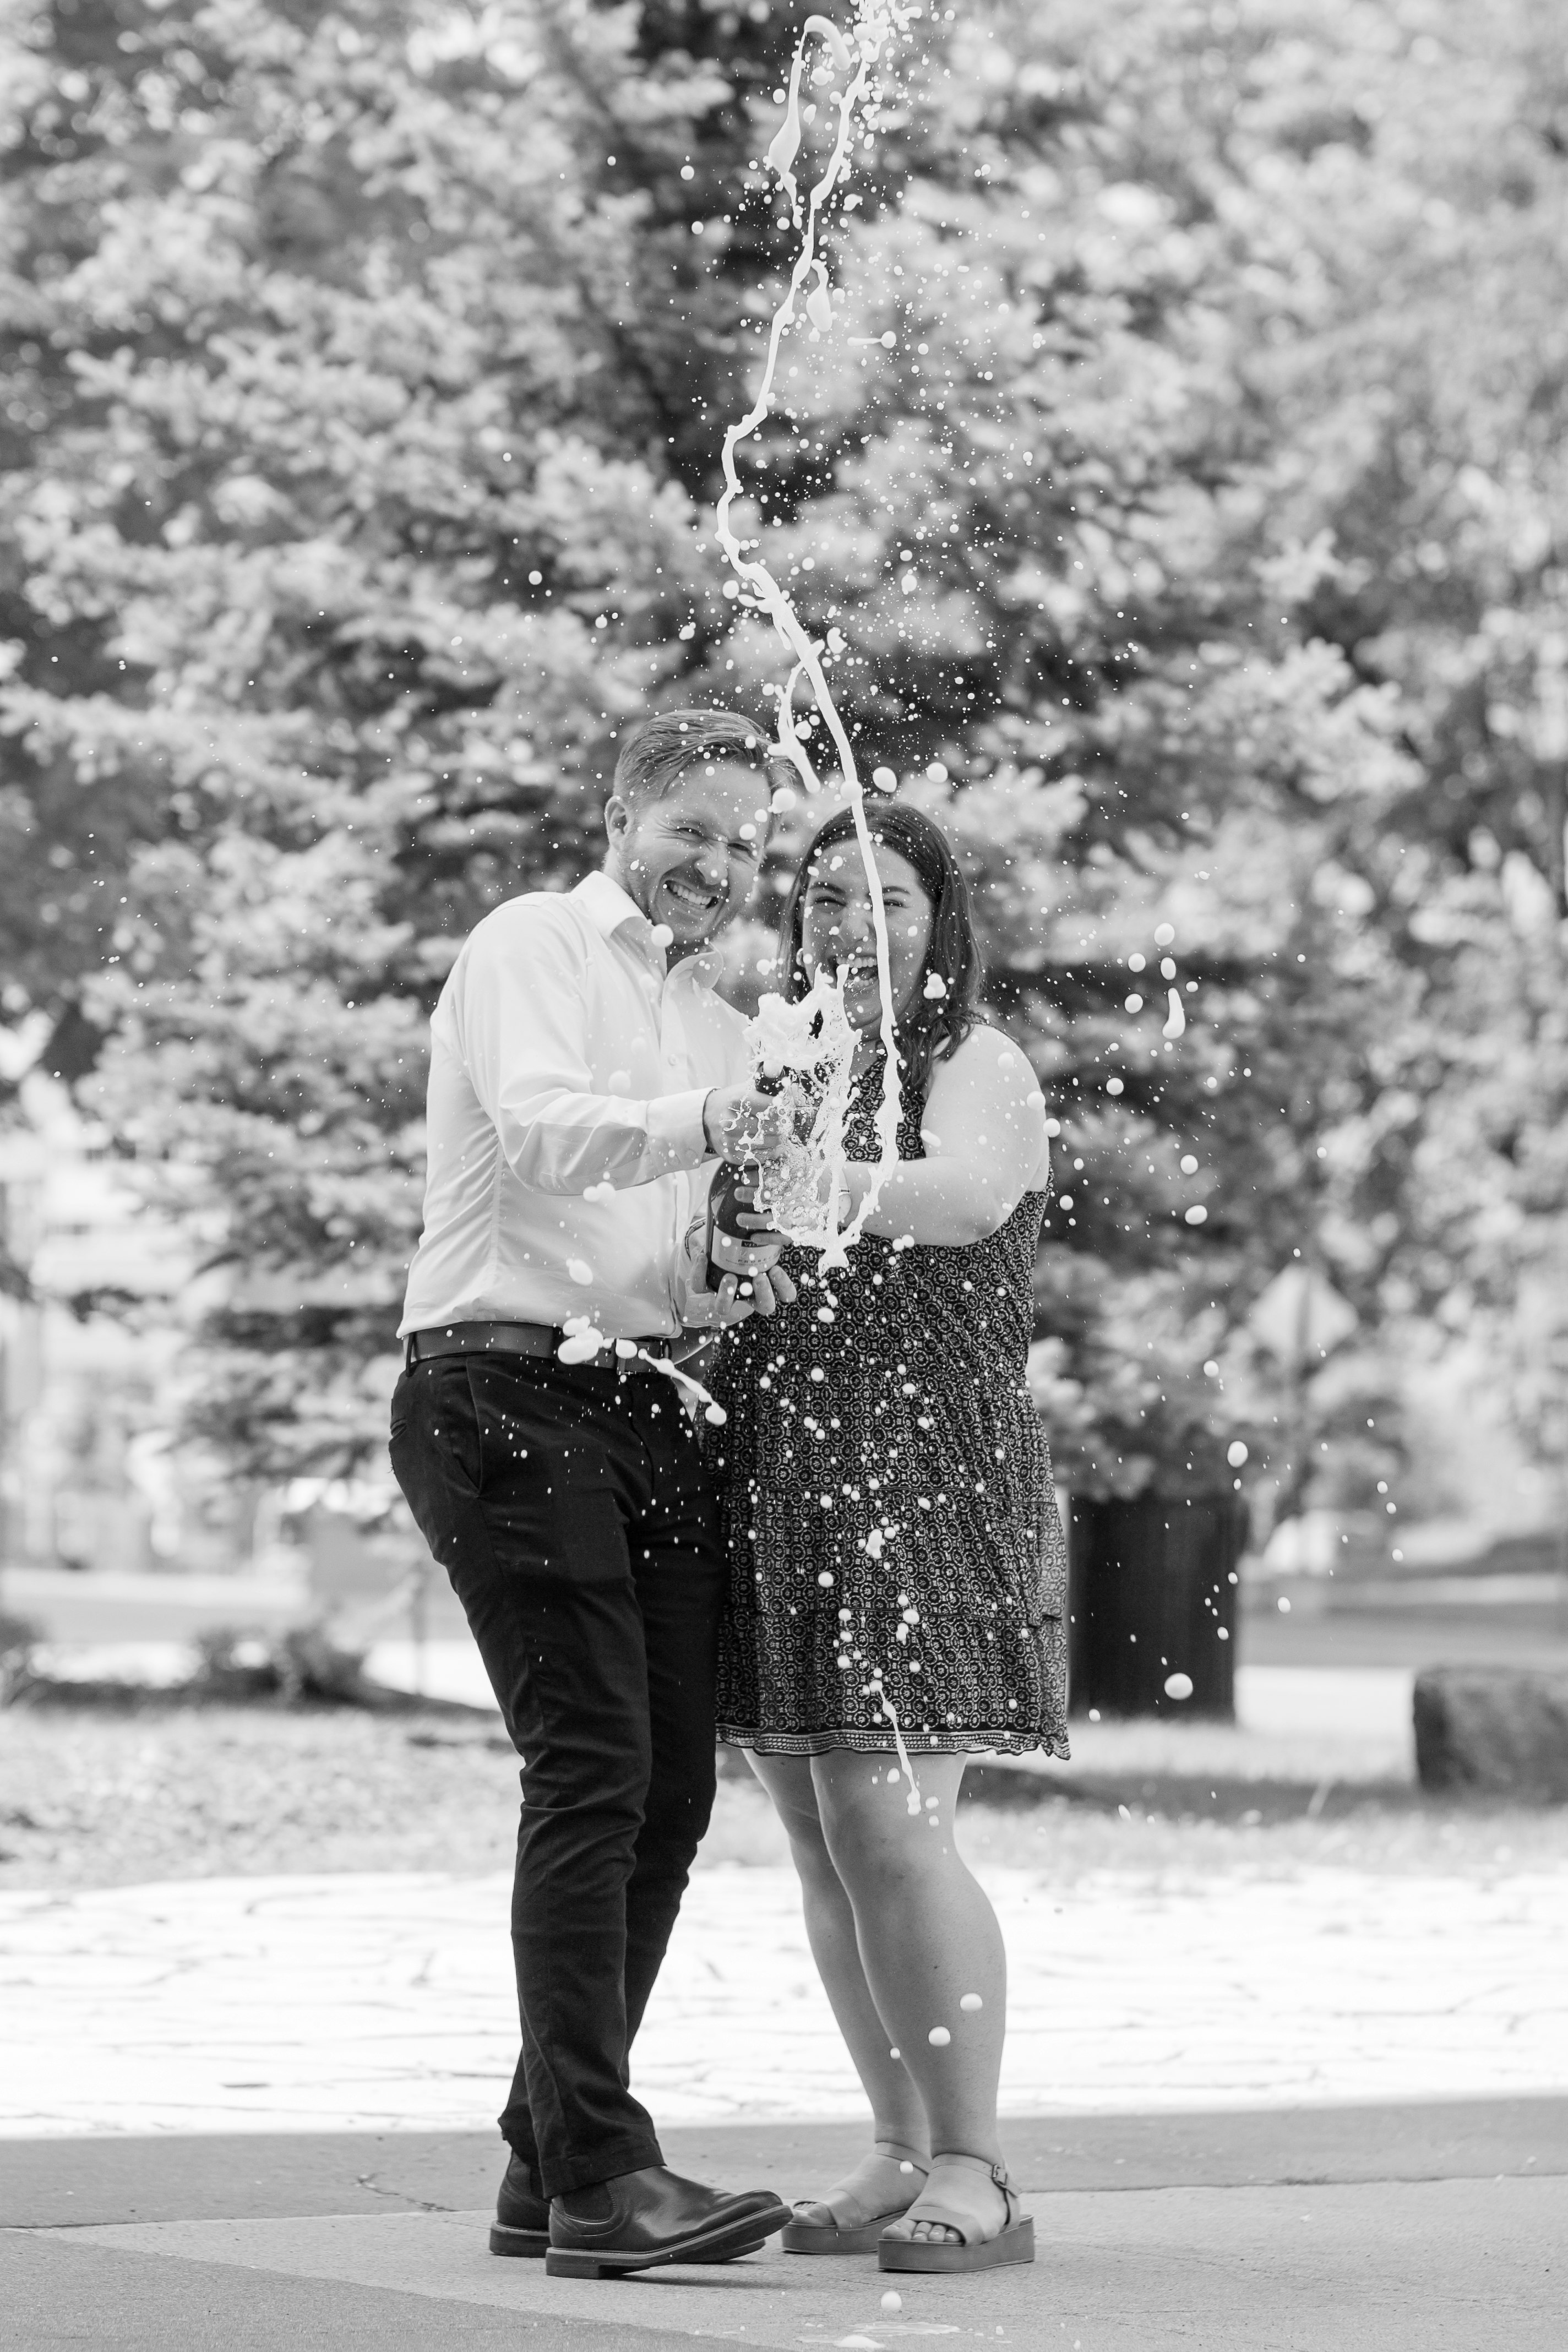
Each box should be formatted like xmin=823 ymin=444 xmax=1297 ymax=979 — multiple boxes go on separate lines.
xmin=842 ymin=1028 xmax=1049 ymax=1248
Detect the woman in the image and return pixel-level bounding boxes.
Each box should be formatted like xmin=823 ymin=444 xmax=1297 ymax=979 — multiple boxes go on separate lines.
xmin=710 ymin=800 xmax=1069 ymax=2274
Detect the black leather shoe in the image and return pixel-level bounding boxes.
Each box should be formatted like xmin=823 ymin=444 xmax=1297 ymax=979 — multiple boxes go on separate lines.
xmin=544 ymin=2164 xmax=791 ymax=2277
xmin=490 ymin=2150 xmax=549 ymax=2258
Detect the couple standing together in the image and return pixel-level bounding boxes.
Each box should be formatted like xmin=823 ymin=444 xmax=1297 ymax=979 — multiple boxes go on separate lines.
xmin=390 ymin=707 xmax=1070 ymax=2280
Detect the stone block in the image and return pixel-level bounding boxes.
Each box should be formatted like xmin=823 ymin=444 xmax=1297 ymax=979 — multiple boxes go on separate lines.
xmin=1413 ymin=1667 xmax=1568 ymax=1801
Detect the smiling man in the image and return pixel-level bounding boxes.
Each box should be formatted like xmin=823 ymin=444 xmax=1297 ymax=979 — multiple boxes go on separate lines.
xmin=390 ymin=708 xmax=796 ymax=2278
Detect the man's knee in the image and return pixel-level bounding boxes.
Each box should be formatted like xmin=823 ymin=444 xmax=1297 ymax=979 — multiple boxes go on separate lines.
xmin=643 ymin=1740 xmax=717 ymax=1854
xmin=516 ymin=1724 xmax=652 ymax=1843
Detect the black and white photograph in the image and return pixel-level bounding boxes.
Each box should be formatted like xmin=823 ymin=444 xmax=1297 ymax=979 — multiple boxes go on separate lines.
xmin=1 ymin=3 xmax=1565 ymax=2345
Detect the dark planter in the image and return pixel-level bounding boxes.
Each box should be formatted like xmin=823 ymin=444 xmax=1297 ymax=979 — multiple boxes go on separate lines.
xmin=1066 ymin=1493 xmax=1250 ymax=1719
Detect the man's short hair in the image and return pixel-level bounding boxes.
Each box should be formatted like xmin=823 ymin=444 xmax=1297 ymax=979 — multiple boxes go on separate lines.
xmin=613 ymin=707 xmax=784 ymax=810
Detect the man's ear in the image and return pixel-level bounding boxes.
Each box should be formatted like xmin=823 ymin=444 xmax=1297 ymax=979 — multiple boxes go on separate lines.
xmin=603 ymin=793 xmax=631 ymax=852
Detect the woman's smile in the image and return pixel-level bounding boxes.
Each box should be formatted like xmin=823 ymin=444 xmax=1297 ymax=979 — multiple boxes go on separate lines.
xmin=802 ymin=841 xmax=934 ymax=1030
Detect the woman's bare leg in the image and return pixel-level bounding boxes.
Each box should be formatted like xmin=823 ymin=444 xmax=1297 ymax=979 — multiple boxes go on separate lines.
xmin=747 ymin=1751 xmax=929 ymax=2220
xmin=810 ymin=1750 xmax=1009 ymax=2244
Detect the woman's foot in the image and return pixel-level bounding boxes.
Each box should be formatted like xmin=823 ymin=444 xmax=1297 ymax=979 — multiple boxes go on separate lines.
xmin=879 ymin=2154 xmax=1034 ymax=2272
xmin=790 ymin=2141 xmax=929 ymax=2233
xmin=880 ymin=2152 xmax=1011 ymax=2247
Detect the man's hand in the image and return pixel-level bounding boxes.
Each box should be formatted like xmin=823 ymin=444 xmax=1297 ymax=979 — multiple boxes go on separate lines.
xmin=744 ymin=1260 xmax=798 ymax=1315
xmin=703 ymin=1084 xmax=794 ymax=1163
xmin=727 ymin=1180 xmax=799 ymax=1315
xmin=676 ymin=1218 xmax=754 ymax=1330
xmin=680 ymin=1271 xmax=756 ymax=1331
xmin=676 ymin=1207 xmax=798 ymax=1327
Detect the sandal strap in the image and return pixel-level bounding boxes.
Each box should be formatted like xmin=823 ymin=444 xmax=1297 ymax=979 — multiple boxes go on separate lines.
xmin=933 ymin=2150 xmax=1015 ymax=2193
xmin=794 ymin=2140 xmax=930 ymax=2229
xmin=898 ymin=2152 xmax=1021 ymax=2246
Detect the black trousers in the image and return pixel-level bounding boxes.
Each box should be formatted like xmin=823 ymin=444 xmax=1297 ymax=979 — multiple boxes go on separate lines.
xmin=389 ymin=1350 xmax=724 ymax=2198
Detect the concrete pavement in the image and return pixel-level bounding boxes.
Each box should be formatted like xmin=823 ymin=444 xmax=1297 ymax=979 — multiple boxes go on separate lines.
xmin=5 ymin=2105 xmax=1565 ymax=2349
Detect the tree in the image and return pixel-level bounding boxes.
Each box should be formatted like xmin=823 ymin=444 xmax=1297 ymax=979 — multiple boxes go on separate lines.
xmin=0 ymin=0 xmax=1456 ymax=1516
xmin=1204 ymin=0 xmax=1568 ymax=1494
xmin=2 ymin=0 xmax=782 ymax=1466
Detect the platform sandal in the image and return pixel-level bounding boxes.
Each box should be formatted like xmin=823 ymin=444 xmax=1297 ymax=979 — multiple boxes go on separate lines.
xmin=782 ymin=2141 xmax=930 ymax=2255
xmin=878 ymin=2152 xmax=1034 ymax=2273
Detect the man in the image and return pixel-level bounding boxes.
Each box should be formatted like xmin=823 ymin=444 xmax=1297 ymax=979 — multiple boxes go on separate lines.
xmin=390 ymin=708 xmax=795 ymax=2278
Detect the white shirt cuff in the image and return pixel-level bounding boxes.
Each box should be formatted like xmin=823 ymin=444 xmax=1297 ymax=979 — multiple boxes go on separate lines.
xmin=647 ymin=1085 xmax=712 ymax=1168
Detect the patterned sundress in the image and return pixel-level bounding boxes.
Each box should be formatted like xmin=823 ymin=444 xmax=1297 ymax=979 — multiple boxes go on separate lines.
xmin=710 ymin=1048 xmax=1070 ymax=1758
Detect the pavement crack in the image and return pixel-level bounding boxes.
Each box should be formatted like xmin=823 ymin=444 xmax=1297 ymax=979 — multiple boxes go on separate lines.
xmin=353 ymin=2174 xmax=456 ymax=2213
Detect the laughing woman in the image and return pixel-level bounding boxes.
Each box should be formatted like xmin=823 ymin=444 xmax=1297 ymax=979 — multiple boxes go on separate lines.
xmin=709 ymin=801 xmax=1069 ymax=2274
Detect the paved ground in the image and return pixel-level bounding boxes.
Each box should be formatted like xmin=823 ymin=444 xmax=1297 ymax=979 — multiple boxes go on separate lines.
xmin=4 ymin=2104 xmax=1565 ymax=2349
xmin=4 ymin=1860 xmax=1565 ymax=2135
xmin=5 ymin=1851 xmax=1565 ymax=2343
xmin=4 ymin=1650 xmax=1564 ymax=2344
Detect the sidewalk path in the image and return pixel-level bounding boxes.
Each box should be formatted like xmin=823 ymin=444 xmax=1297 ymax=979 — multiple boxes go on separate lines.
xmin=6 ymin=2110 xmax=1566 ymax=2351
xmin=3 ymin=1861 xmax=1565 ymax=2138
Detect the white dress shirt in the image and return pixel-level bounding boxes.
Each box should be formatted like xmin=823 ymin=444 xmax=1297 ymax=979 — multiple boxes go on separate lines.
xmin=399 ymin=870 xmax=750 ymax=1341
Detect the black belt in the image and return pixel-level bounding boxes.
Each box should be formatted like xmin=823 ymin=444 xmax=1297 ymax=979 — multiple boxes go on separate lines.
xmin=403 ymin=1320 xmax=674 ymax=1374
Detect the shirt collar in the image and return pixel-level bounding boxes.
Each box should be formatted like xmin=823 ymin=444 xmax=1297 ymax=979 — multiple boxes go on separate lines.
xmin=573 ymin=868 xmax=646 ymax=941
xmin=571 ymin=869 xmax=722 ymax=990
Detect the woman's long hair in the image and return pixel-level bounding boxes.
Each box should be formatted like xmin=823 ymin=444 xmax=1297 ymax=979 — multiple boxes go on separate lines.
xmin=775 ymin=799 xmax=985 ymax=1104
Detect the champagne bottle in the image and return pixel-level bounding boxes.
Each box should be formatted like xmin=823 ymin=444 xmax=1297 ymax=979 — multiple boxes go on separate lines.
xmin=704 ymin=1071 xmax=784 ymax=1291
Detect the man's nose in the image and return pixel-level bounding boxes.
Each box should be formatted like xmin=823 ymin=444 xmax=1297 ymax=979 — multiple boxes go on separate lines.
xmin=694 ymin=840 xmax=727 ymax=885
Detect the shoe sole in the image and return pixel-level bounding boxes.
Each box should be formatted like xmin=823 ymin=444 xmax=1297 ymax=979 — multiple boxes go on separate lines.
xmin=489 ymin=2223 xmax=549 ymax=2258
xmin=879 ymin=2218 xmax=1035 ymax=2273
xmin=495 ymin=2225 xmax=770 ymax=2267
xmin=545 ymin=2202 xmax=790 ymax=2278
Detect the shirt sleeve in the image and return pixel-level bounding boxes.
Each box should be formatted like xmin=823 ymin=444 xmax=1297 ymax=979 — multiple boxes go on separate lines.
xmin=451 ymin=903 xmax=711 ymax=1194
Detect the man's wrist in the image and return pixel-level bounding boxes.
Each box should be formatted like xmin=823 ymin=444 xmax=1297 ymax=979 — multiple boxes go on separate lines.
xmin=649 ymin=1085 xmax=711 ymax=1168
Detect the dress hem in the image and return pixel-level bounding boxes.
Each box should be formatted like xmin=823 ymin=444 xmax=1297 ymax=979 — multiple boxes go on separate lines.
xmin=718 ymin=1723 xmax=1071 ymax=1761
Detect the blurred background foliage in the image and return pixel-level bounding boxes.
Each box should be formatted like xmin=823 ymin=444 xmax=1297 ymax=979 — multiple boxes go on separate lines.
xmin=1 ymin=0 xmax=1565 ymax=1520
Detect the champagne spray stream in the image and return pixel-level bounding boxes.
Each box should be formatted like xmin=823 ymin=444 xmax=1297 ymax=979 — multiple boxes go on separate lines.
xmin=711 ymin=5 xmax=925 ymax=1818
xmin=715 ymin=3 xmax=913 ymax=1256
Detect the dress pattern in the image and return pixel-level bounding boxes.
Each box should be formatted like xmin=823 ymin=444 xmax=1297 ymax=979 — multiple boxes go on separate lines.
xmin=710 ymin=1048 xmax=1070 ymax=1758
